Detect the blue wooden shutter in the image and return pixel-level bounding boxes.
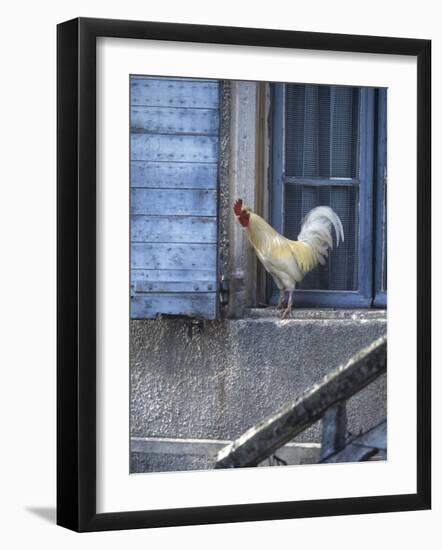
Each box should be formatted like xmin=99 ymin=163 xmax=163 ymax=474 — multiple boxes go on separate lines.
xmin=130 ymin=77 xmax=219 ymax=319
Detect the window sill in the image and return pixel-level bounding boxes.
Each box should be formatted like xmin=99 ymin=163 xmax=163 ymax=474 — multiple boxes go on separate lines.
xmin=244 ymin=307 xmax=387 ymax=322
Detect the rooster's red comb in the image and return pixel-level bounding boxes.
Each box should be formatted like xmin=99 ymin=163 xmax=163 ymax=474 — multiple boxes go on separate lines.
xmin=233 ymin=199 xmax=243 ymax=216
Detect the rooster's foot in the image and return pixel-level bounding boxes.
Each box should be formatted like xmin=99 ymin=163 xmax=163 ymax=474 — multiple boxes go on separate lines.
xmin=281 ymin=291 xmax=293 ymax=318
xmin=276 ymin=290 xmax=285 ymax=310
xmin=281 ymin=307 xmax=292 ymax=318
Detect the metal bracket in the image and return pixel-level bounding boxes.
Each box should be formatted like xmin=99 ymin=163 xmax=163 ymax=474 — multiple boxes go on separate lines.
xmin=219 ymin=275 xmax=230 ymax=305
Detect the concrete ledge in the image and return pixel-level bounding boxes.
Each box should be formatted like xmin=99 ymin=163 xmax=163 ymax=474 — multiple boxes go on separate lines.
xmin=130 ymin=437 xmax=321 ymax=473
xmin=131 ymin=310 xmax=387 ymax=451
xmin=245 ymin=308 xmax=387 ymax=321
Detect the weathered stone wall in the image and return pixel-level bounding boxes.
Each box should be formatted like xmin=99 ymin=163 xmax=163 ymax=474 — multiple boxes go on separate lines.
xmin=130 ymin=309 xmax=386 ymax=471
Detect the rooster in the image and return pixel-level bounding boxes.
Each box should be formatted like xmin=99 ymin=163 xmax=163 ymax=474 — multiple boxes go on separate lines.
xmin=233 ymin=199 xmax=344 ymax=317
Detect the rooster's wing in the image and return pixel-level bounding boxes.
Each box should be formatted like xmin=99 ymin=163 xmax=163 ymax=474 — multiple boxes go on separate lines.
xmin=258 ymin=240 xmax=304 ymax=289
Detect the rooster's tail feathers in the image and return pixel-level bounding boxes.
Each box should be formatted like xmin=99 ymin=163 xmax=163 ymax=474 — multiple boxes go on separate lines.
xmin=297 ymin=206 xmax=345 ymax=265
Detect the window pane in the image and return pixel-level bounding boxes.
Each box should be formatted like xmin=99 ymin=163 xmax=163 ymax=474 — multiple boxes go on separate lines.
xmin=284 ymin=185 xmax=359 ymax=290
xmin=285 ymin=85 xmax=359 ymax=178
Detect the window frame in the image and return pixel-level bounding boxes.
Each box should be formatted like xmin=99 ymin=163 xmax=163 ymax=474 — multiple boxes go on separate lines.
xmin=373 ymin=88 xmax=388 ymax=308
xmin=270 ymin=83 xmax=386 ymax=308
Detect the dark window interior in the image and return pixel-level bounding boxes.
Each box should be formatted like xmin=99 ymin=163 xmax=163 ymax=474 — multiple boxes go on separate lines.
xmin=283 ymin=84 xmax=361 ymax=292
xmin=271 ymin=83 xmax=387 ymax=308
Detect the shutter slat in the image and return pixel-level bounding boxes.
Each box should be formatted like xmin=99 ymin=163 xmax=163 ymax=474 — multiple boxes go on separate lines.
xmin=131 ymin=189 xmax=217 ymax=216
xmin=134 ymin=281 xmax=215 ymax=293
xmin=132 ymin=268 xmax=216 ymax=283
xmin=131 ymin=294 xmax=217 ymax=319
xmin=131 ymin=106 xmax=219 ymax=135
xmin=131 ymin=216 xmax=217 ymax=243
xmin=131 ymin=134 xmax=218 ymax=162
xmin=132 ymin=243 xmax=217 ymax=271
xmin=131 ymin=161 xmax=218 ymax=189
xmin=131 ymin=78 xmax=219 ymax=108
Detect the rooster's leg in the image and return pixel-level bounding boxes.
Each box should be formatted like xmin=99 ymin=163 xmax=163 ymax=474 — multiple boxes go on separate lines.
xmin=282 ymin=291 xmax=293 ymax=318
xmin=276 ymin=289 xmax=285 ymax=309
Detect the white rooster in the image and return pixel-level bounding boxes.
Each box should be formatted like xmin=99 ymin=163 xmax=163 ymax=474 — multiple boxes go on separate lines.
xmin=234 ymin=199 xmax=345 ymax=317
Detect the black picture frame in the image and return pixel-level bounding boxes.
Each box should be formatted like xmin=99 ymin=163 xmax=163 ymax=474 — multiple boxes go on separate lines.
xmin=57 ymin=17 xmax=431 ymax=532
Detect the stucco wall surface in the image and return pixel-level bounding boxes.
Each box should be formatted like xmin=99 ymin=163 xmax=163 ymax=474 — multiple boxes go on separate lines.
xmin=131 ymin=309 xmax=387 ymax=449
